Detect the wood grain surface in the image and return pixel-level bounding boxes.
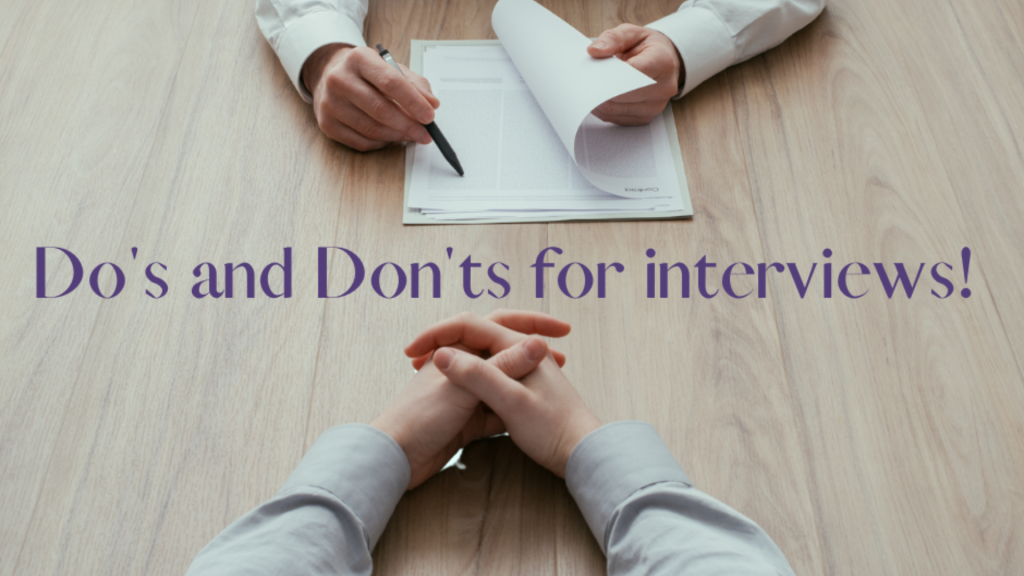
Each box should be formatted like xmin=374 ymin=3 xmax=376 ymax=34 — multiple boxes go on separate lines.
xmin=1 ymin=0 xmax=1022 ymax=574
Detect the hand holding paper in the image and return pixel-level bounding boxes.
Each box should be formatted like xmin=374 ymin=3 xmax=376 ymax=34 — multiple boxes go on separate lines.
xmin=491 ymin=0 xmax=655 ymax=173
xmin=405 ymin=0 xmax=693 ymax=222
xmin=492 ymin=0 xmax=676 ymax=198
xmin=588 ymin=24 xmax=685 ymax=126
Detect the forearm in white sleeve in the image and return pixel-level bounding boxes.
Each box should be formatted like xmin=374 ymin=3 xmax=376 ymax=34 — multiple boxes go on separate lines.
xmin=646 ymin=0 xmax=826 ymax=97
xmin=184 ymin=424 xmax=410 ymax=576
xmin=255 ymin=0 xmax=370 ymax=102
xmin=566 ymin=421 xmax=796 ymax=576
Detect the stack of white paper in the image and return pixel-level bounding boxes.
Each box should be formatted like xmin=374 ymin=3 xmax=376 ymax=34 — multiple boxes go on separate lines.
xmin=404 ymin=0 xmax=691 ymax=223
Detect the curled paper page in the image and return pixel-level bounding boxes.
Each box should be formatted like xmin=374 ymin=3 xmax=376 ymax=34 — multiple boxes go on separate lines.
xmin=491 ymin=0 xmax=664 ymax=198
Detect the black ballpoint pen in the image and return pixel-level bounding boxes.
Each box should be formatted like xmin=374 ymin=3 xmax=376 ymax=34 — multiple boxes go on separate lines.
xmin=376 ymin=43 xmax=464 ymax=176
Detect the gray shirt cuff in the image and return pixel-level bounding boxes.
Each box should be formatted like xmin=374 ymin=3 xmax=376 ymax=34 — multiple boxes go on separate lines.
xmin=280 ymin=424 xmax=411 ymax=550
xmin=565 ymin=421 xmax=692 ymax=553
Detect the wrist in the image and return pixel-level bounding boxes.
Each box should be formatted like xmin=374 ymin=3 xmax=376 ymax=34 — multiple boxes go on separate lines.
xmin=369 ymin=415 xmax=407 ymax=455
xmin=556 ymin=412 xmax=602 ymax=477
xmin=650 ymin=29 xmax=686 ymax=94
xmin=301 ymin=43 xmax=351 ymax=96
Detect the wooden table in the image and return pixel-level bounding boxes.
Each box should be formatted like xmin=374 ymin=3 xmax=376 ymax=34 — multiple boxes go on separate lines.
xmin=2 ymin=0 xmax=1023 ymax=574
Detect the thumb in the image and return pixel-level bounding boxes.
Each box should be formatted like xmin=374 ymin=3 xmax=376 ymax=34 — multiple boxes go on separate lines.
xmin=588 ymin=24 xmax=647 ymax=58
xmin=488 ymin=337 xmax=548 ymax=380
xmin=434 ymin=347 xmax=533 ymax=417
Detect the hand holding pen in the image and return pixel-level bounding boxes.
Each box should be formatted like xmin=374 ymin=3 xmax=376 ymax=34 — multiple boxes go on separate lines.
xmin=377 ymin=44 xmax=464 ymax=176
xmin=300 ymin=44 xmax=441 ymax=153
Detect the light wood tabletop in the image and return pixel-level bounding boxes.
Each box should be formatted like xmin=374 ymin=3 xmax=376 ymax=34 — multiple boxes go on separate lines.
xmin=2 ymin=0 xmax=1023 ymax=574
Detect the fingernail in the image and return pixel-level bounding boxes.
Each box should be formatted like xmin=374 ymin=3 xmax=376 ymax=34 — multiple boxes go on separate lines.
xmin=418 ymin=133 xmax=432 ymax=145
xmin=420 ymin=111 xmax=434 ymax=123
xmin=524 ymin=338 xmax=546 ymax=362
xmin=591 ymin=40 xmax=606 ymax=50
xmin=434 ymin=348 xmax=455 ymax=370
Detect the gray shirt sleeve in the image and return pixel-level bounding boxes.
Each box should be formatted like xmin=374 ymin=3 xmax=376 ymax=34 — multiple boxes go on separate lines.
xmin=186 ymin=421 xmax=793 ymax=575
xmin=566 ymin=421 xmax=796 ymax=575
xmin=184 ymin=424 xmax=410 ymax=576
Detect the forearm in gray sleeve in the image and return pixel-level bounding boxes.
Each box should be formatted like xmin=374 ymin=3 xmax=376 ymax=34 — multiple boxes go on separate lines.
xmin=566 ymin=421 xmax=795 ymax=576
xmin=185 ymin=424 xmax=410 ymax=576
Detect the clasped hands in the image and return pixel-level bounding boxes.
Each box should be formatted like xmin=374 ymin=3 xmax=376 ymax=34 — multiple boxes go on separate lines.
xmin=302 ymin=24 xmax=683 ymax=151
xmin=370 ymin=310 xmax=602 ymax=490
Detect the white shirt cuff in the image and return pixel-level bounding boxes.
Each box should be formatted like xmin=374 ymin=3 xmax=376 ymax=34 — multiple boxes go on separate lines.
xmin=565 ymin=421 xmax=692 ymax=553
xmin=646 ymin=7 xmax=735 ymax=98
xmin=280 ymin=424 xmax=410 ymax=550
xmin=274 ymin=10 xmax=367 ymax=102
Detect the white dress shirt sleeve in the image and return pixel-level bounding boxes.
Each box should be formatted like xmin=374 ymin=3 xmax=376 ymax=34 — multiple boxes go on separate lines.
xmin=255 ymin=0 xmax=369 ymax=102
xmin=256 ymin=0 xmax=823 ymax=102
xmin=646 ymin=0 xmax=826 ymax=97
xmin=566 ymin=421 xmax=796 ymax=575
xmin=184 ymin=424 xmax=410 ymax=576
